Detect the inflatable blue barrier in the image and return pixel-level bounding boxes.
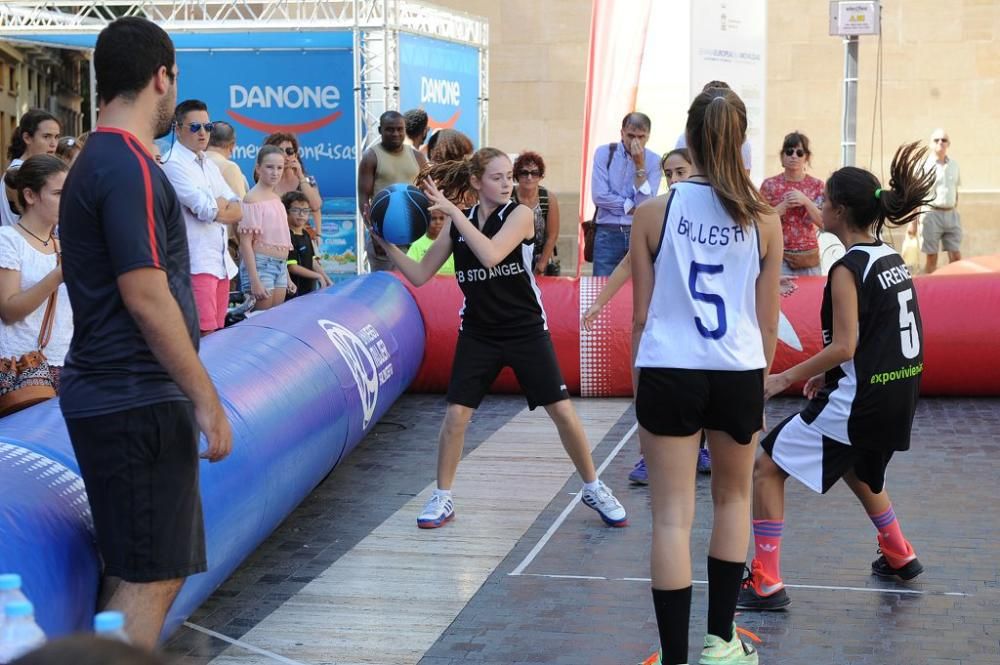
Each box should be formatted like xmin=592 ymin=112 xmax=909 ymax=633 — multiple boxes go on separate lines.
xmin=0 ymin=273 xmax=424 ymax=638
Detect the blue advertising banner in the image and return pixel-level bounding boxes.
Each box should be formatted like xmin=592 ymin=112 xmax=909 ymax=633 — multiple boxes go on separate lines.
xmin=398 ymin=33 xmax=480 ymax=146
xmin=174 ymin=47 xmax=357 ymax=197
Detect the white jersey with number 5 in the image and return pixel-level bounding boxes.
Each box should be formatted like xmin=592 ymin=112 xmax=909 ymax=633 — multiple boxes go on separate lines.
xmin=635 ymin=181 xmax=765 ymax=371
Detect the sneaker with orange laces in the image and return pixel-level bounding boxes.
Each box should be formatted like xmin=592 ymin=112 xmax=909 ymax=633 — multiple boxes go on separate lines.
xmin=871 ymin=535 xmax=924 ymax=580
xmin=736 ymin=559 xmax=790 ymax=611
xmin=637 ymin=651 xmax=688 ymax=665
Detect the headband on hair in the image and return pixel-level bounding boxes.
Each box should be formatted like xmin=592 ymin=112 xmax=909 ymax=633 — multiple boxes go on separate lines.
xmin=874 ymin=188 xmax=882 ymax=200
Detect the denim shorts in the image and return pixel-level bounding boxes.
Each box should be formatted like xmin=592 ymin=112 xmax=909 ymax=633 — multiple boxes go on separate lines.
xmin=240 ymin=254 xmax=289 ymax=292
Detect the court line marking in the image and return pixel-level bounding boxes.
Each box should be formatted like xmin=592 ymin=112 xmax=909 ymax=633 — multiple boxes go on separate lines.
xmin=509 ymin=422 xmax=638 ymax=576
xmin=514 ymin=572 xmax=968 ymax=597
xmin=183 ymin=622 xmax=309 ymax=665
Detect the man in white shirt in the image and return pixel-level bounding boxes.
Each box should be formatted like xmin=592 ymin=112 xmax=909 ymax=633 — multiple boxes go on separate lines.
xmin=911 ymin=128 xmax=961 ymax=274
xmin=162 ymin=99 xmax=243 ymax=334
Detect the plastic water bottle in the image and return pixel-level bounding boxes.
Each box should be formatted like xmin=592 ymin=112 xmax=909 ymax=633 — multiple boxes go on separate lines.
xmin=93 ymin=611 xmax=129 ymax=642
xmin=0 ymin=601 xmax=46 ymax=663
xmin=0 ymin=576 xmax=29 ymax=633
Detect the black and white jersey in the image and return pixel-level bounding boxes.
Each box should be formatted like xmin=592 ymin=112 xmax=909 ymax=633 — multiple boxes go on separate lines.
xmin=802 ymin=242 xmax=923 ymax=451
xmin=450 ymin=201 xmax=546 ymax=338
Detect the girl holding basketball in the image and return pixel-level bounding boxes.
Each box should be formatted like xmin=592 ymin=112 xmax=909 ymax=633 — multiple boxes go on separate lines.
xmin=631 ymin=88 xmax=782 ymax=665
xmin=369 ymin=147 xmax=628 ymax=530
xmin=738 ymin=143 xmax=932 ymax=613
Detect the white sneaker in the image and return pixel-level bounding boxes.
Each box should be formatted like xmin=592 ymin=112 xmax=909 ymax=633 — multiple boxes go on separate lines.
xmin=581 ymin=481 xmax=628 ymax=526
xmin=417 ymin=492 xmax=455 ymax=529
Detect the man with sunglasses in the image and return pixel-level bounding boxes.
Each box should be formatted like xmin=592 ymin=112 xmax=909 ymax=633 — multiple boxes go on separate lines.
xmin=162 ymin=99 xmax=243 ymax=334
xmin=913 ymin=129 xmax=961 ymax=274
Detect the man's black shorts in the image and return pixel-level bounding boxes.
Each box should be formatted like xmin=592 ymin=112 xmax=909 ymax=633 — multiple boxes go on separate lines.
xmin=66 ymin=400 xmax=206 ymax=582
xmin=447 ymin=330 xmax=569 ymax=410
xmin=635 ymin=367 xmax=764 ymax=444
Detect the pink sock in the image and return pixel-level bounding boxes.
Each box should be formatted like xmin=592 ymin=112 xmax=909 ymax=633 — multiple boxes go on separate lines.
xmin=870 ymin=505 xmax=907 ymax=554
xmin=752 ymin=519 xmax=783 ymax=581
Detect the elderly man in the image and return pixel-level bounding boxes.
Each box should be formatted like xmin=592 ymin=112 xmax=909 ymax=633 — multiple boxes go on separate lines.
xmin=590 ymin=112 xmax=662 ymax=276
xmin=206 ymin=120 xmax=249 ymax=198
xmin=161 ymin=99 xmax=243 ymax=334
xmin=911 ymin=128 xmax=961 ymax=273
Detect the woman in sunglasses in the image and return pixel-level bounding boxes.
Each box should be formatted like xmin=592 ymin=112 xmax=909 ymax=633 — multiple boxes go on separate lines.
xmin=511 ymin=151 xmax=560 ymax=276
xmin=263 ymin=133 xmax=323 ymax=234
xmin=759 ymin=132 xmax=825 ymax=276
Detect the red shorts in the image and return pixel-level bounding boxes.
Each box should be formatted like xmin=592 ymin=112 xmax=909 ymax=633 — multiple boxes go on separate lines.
xmin=191 ymin=273 xmax=229 ymax=333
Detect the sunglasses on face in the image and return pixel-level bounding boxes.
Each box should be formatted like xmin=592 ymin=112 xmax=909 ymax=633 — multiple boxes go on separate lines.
xmin=281 ymin=147 xmax=296 ymax=156
xmin=517 ymin=169 xmax=542 ymax=178
xmin=784 ymin=148 xmax=806 ymax=157
xmin=933 ymin=138 xmax=949 ymax=143
xmin=182 ymin=122 xmax=214 ymax=134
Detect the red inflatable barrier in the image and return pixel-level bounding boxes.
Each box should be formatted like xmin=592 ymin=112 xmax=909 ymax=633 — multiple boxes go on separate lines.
xmin=402 ymin=270 xmax=1000 ymax=397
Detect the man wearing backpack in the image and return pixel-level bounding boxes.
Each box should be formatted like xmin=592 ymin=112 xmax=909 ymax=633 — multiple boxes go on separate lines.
xmin=590 ymin=112 xmax=662 ymax=276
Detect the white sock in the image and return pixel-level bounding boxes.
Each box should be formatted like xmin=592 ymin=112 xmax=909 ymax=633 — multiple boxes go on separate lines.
xmin=583 ymin=479 xmax=601 ymax=492
xmin=433 ymin=488 xmax=452 ymax=498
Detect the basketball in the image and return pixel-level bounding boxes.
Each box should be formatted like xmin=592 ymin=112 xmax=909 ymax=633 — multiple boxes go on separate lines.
xmin=370 ymin=184 xmax=430 ymax=245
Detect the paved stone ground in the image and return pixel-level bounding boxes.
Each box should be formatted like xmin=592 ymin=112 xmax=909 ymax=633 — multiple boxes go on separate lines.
xmin=164 ymin=395 xmax=1000 ymax=665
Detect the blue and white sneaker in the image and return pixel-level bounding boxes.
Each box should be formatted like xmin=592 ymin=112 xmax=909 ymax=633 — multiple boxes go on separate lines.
xmin=697 ymin=448 xmax=712 ymax=474
xmin=628 ymin=457 xmax=649 ymax=485
xmin=417 ymin=492 xmax=455 ymax=529
xmin=581 ymin=481 xmax=628 ymax=527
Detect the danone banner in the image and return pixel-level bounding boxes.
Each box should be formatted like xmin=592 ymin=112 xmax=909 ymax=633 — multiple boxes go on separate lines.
xmin=174 ymin=47 xmax=357 ymax=197
xmin=398 ymin=33 xmax=480 ymax=145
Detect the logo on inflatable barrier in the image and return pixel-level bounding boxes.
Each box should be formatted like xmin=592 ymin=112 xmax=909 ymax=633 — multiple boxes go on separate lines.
xmin=319 ymin=320 xmax=394 ymax=429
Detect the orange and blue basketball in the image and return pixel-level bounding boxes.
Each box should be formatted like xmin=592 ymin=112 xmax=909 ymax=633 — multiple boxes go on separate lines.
xmin=370 ymin=184 xmax=430 ymax=245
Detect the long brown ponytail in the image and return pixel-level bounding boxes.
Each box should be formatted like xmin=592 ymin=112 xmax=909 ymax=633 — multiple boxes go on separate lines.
xmin=685 ymin=88 xmax=770 ymax=228
xmin=825 ymin=142 xmax=934 ymax=237
xmin=418 ymin=147 xmax=508 ymax=204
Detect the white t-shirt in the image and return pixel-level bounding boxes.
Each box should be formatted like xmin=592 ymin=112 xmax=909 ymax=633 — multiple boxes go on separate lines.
xmin=0 ymin=158 xmax=25 ymax=227
xmin=0 ymin=226 xmax=73 ymax=365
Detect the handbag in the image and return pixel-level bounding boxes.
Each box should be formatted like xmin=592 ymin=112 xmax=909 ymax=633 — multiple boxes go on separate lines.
xmin=783 ymin=247 xmax=820 ymax=270
xmin=582 ymin=143 xmax=618 ymax=263
xmin=0 ymin=265 xmax=59 ymax=417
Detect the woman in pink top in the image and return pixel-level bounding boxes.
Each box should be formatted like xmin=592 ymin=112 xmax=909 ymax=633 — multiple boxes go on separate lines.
xmin=240 ymin=145 xmax=294 ymax=310
xmin=759 ymin=132 xmax=825 ymax=276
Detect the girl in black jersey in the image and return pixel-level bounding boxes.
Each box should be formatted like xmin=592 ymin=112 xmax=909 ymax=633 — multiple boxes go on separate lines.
xmin=738 ymin=143 xmax=935 ymax=613
xmin=370 ymin=147 xmax=628 ymax=530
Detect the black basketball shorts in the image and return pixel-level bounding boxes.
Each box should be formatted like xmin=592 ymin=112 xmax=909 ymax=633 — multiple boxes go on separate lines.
xmin=635 ymin=367 xmax=764 ymax=444
xmin=761 ymin=413 xmax=894 ymax=494
xmin=447 ymin=330 xmax=570 ymax=410
xmin=66 ymin=400 xmax=207 ymax=583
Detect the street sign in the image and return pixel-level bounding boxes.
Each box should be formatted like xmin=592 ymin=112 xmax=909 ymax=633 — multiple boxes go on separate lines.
xmin=829 ymin=1 xmax=881 ymax=36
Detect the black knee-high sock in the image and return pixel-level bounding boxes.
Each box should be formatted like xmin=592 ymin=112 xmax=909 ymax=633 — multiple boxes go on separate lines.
xmin=706 ymin=556 xmax=745 ymax=641
xmin=651 ymin=586 xmax=692 ymax=665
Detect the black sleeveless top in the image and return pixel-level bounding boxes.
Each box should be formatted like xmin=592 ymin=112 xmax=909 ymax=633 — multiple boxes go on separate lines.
xmin=449 ymin=200 xmax=547 ymax=338
xmin=801 ymin=242 xmax=923 ymax=451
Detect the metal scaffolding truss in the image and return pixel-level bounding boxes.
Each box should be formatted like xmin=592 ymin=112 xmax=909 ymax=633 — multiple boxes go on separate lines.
xmin=0 ymin=1 xmax=488 ymax=45
xmin=0 ymin=0 xmax=489 ymax=273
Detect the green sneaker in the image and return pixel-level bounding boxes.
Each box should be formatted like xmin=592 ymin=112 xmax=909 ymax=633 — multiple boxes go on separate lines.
xmin=698 ymin=624 xmax=758 ymax=665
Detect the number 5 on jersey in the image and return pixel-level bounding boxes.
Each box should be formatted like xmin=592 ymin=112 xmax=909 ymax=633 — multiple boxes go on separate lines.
xmin=689 ymin=261 xmax=727 ymax=340
xmin=897 ymin=288 xmax=920 ymax=359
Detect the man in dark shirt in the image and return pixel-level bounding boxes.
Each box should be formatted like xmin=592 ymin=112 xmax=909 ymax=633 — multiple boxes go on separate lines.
xmin=59 ymin=17 xmax=231 ymax=648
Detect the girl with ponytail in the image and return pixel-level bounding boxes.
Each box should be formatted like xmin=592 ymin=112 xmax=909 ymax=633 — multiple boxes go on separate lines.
xmin=3 ymin=109 xmax=62 ymax=227
xmin=371 ymin=147 xmax=628 ymax=532
xmin=738 ymin=143 xmax=933 ymax=620
xmin=630 ymin=86 xmax=783 ymax=665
